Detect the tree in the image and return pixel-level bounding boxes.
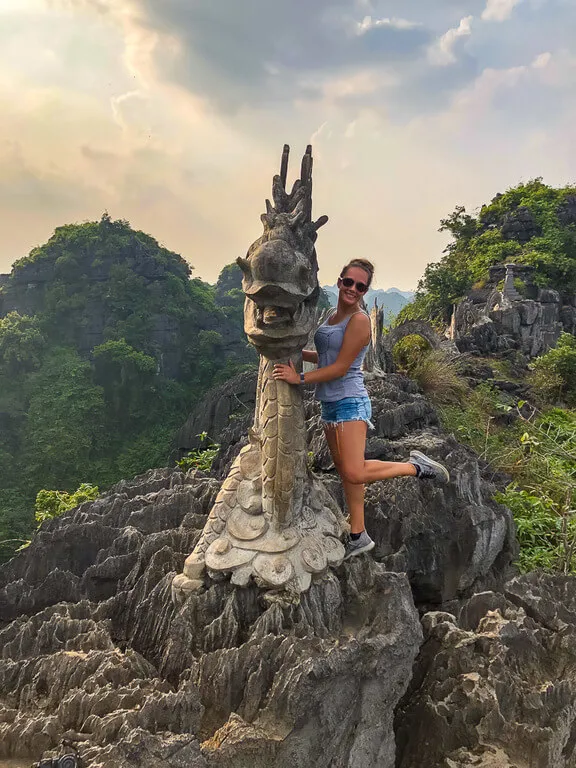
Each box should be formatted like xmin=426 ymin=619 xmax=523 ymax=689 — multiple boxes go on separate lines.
xmin=22 ymin=348 xmax=107 ymax=490
xmin=215 ymin=263 xmax=243 ymax=303
xmin=0 ymin=312 xmax=45 ymax=375
xmin=439 ymin=205 xmax=478 ymax=247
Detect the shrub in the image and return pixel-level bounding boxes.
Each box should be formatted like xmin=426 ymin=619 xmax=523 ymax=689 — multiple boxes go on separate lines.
xmin=496 ymin=486 xmax=575 ymax=573
xmin=530 ymin=333 xmax=576 ymax=405
xmin=177 ymin=447 xmax=220 ymax=472
xmin=440 ymin=386 xmax=576 ymax=574
xmin=176 ymin=434 xmax=220 ymax=472
xmin=392 ymin=335 xmax=431 ymax=373
xmin=35 ymin=483 xmax=99 ymax=526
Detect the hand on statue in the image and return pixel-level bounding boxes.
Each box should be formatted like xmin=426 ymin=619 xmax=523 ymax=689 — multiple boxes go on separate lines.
xmin=272 ymin=360 xmax=300 ymax=385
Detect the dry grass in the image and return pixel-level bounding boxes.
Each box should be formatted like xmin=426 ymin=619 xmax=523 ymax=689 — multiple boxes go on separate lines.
xmin=411 ymin=350 xmax=470 ymax=406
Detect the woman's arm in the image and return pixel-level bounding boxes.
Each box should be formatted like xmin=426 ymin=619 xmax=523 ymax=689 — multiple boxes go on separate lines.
xmin=273 ymin=314 xmax=370 ymax=385
xmin=302 ymin=349 xmax=318 ymax=364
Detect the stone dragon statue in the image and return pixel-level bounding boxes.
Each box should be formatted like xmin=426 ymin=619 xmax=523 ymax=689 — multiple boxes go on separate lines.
xmin=172 ymin=145 xmax=346 ymax=601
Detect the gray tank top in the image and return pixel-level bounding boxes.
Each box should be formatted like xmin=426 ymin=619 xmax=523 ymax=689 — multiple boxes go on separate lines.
xmin=314 ymin=310 xmax=370 ymax=402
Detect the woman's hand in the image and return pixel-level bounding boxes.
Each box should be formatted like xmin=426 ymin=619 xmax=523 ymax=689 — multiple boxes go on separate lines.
xmin=272 ymin=360 xmax=300 ymax=385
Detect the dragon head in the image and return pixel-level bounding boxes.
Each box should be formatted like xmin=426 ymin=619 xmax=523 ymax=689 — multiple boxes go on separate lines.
xmin=238 ymin=145 xmax=328 ymax=360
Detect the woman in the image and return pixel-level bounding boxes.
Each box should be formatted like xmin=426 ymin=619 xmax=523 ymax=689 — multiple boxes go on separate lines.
xmin=272 ymin=258 xmax=449 ymax=560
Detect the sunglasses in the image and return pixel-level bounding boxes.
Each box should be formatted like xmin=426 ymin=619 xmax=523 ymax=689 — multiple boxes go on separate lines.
xmin=339 ymin=276 xmax=369 ymax=294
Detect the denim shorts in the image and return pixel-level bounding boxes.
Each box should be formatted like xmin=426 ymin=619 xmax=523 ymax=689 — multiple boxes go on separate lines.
xmin=320 ymin=396 xmax=375 ymax=430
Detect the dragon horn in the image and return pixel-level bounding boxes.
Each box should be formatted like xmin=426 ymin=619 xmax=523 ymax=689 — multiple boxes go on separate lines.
xmin=300 ymin=146 xmax=313 ymax=223
xmin=314 ymin=215 xmax=329 ymax=230
xmin=300 ymin=145 xmax=312 ymax=185
xmin=288 ymin=199 xmax=306 ymax=227
xmin=280 ymin=144 xmax=290 ymax=191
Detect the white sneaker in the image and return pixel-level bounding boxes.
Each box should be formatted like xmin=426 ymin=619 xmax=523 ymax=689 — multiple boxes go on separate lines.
xmin=343 ymin=531 xmax=375 ymax=560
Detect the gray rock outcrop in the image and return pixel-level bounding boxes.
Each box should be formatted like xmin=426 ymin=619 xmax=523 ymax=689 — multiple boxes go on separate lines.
xmin=449 ymin=263 xmax=576 ymax=358
xmin=172 ymin=368 xmax=257 ymax=457
xmin=0 ymin=468 xmax=422 ymax=768
xmin=396 ymin=572 xmax=576 ymax=768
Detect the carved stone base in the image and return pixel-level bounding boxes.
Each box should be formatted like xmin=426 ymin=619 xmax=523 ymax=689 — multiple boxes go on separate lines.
xmin=172 ymin=440 xmax=347 ymax=602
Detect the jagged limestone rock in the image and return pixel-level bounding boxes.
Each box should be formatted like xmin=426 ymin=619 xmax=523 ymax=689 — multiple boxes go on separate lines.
xmin=0 ymin=377 xmax=519 ymax=767
xmin=173 ymin=146 xmax=346 ymax=600
xmin=0 ymin=468 xmax=423 ymax=767
xmin=395 ymin=573 xmax=576 ymax=768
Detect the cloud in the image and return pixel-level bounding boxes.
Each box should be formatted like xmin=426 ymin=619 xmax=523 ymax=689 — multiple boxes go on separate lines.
xmin=532 ymin=51 xmax=551 ymax=69
xmin=481 ymin=0 xmax=523 ymax=22
xmin=2 ymin=0 xmax=576 ymax=292
xmin=428 ymin=16 xmax=473 ymax=66
xmin=74 ymin=0 xmax=431 ymax=112
xmin=420 ymin=49 xmax=564 ymax=139
xmin=356 ymin=15 xmax=420 ymax=34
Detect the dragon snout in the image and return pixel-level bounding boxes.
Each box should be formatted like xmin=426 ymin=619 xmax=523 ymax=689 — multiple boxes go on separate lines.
xmin=260 ymin=306 xmax=293 ymax=326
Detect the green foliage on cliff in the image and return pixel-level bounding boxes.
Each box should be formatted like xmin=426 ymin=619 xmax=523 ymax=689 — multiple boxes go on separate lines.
xmin=0 ymin=215 xmax=256 ymax=561
xmin=399 ymin=179 xmax=576 ymax=324
xmin=530 ymin=332 xmax=576 ymax=406
xmin=35 ymin=484 xmax=100 ymax=526
xmin=440 ymin=381 xmax=576 ymax=574
xmin=395 ymin=179 xmax=576 ymax=571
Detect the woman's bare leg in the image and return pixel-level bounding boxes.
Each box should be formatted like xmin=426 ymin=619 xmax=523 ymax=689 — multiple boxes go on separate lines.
xmin=336 ymin=421 xmax=417 ymax=485
xmin=324 ymin=425 xmax=366 ymax=534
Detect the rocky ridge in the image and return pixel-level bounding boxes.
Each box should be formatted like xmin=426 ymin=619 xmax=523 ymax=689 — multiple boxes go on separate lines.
xmin=0 ymin=373 xmax=573 ymax=767
xmin=450 ymin=264 xmax=576 ymax=359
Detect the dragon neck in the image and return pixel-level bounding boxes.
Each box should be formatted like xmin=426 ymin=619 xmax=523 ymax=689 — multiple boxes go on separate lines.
xmin=258 ymin=356 xmax=307 ymax=529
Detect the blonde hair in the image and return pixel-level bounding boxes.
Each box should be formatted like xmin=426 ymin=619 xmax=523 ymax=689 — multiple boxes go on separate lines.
xmin=340 ymin=258 xmax=375 ymax=288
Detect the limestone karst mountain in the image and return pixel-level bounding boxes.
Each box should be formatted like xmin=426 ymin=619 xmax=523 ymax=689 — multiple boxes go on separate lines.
xmin=0 ymin=217 xmax=258 ymax=564
xmin=2 ymin=370 xmax=575 ymax=767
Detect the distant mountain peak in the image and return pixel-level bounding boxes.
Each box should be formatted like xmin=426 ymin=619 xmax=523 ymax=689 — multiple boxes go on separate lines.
xmin=321 ymin=284 xmax=414 ymax=325
xmin=384 ymin=287 xmax=415 ymax=298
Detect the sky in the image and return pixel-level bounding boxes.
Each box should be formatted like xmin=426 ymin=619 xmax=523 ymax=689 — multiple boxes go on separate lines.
xmin=1 ymin=0 xmax=575 ymax=290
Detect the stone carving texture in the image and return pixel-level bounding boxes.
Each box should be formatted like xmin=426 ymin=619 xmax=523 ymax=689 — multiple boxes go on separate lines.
xmin=172 ymin=146 xmax=346 ymax=600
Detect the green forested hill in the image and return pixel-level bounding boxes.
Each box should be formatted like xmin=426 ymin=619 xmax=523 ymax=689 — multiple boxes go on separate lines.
xmin=401 ymin=179 xmax=576 ymax=324
xmin=0 ymin=214 xmax=256 ymax=559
